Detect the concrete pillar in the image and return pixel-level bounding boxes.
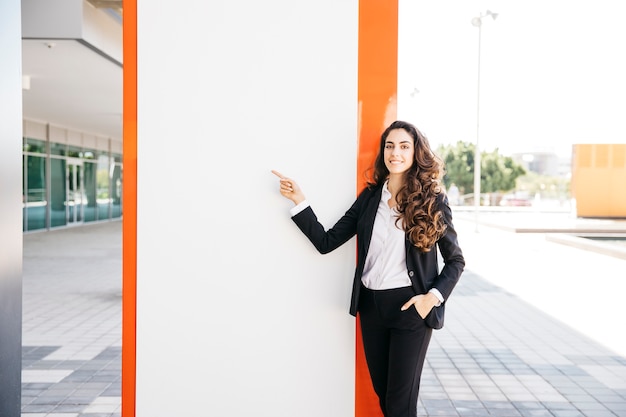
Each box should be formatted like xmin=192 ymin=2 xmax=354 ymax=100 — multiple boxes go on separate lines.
xmin=124 ymin=1 xmax=359 ymax=416
xmin=0 ymin=0 xmax=24 ymax=415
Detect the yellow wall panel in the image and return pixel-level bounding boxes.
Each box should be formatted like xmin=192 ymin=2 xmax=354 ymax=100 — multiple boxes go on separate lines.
xmin=609 ymin=168 xmax=626 ymax=216
xmin=573 ymin=144 xmax=626 ymax=217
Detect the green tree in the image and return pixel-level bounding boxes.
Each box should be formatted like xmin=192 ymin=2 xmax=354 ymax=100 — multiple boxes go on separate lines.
xmin=481 ymin=149 xmax=526 ymax=193
xmin=437 ymin=141 xmax=526 ymax=195
xmin=437 ymin=141 xmax=474 ymax=195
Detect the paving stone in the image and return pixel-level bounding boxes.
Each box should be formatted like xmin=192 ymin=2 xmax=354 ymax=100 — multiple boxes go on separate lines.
xmin=20 ymin=218 xmax=626 ymax=417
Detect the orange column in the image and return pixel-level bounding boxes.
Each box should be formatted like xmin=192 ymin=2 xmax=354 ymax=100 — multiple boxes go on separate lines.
xmin=122 ymin=0 xmax=137 ymax=416
xmin=356 ymin=1 xmax=398 ymax=416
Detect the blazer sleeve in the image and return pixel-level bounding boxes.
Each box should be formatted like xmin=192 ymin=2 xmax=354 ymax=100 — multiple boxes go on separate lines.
xmin=432 ymin=193 xmax=465 ymax=300
xmin=291 ymin=188 xmax=372 ymax=254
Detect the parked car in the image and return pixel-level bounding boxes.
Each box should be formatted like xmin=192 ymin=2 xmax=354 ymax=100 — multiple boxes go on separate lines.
xmin=499 ymin=194 xmax=532 ymax=207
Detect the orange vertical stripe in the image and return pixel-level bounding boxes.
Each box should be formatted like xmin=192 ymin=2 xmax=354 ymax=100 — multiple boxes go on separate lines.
xmin=356 ymin=1 xmax=398 ymax=417
xmin=122 ymin=0 xmax=137 ymax=416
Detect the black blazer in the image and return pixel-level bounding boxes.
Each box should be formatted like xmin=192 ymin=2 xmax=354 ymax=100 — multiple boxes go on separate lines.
xmin=291 ymin=184 xmax=465 ymax=329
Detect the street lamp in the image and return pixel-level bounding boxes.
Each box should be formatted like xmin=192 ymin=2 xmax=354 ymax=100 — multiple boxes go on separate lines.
xmin=471 ymin=10 xmax=497 ymax=231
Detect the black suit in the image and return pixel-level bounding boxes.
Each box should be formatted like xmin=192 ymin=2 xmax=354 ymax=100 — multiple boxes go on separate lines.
xmin=291 ymin=184 xmax=465 ymax=417
xmin=291 ymin=184 xmax=464 ymax=322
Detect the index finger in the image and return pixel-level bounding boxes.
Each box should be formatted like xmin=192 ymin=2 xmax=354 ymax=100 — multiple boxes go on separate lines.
xmin=271 ymin=170 xmax=286 ymax=179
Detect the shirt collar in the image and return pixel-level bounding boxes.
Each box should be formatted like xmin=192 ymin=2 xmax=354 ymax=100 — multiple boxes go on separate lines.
xmin=382 ymin=180 xmax=391 ymax=199
xmin=381 ymin=180 xmax=400 ymax=215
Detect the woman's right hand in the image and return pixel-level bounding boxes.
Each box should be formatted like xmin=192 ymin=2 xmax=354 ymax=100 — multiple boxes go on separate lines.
xmin=271 ymin=170 xmax=306 ymax=205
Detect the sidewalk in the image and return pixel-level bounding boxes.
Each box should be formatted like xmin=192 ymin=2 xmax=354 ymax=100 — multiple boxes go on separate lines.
xmin=22 ymin=221 xmax=122 ymax=417
xmin=21 ymin=216 xmax=626 ymax=417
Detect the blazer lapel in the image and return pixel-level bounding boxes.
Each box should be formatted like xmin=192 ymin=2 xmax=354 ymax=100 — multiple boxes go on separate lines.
xmin=359 ymin=185 xmax=383 ymax=262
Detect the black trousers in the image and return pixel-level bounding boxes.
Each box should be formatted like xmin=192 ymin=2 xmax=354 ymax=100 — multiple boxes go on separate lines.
xmin=359 ymin=285 xmax=433 ymax=417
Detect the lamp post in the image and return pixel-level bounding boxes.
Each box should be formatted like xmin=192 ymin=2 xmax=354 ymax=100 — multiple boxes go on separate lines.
xmin=471 ymin=10 xmax=498 ymax=231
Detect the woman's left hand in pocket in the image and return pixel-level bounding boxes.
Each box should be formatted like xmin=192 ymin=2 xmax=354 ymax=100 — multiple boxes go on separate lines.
xmin=401 ymin=293 xmax=439 ymax=319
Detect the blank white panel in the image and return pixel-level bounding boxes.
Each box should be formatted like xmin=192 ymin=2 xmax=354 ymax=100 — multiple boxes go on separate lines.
xmin=135 ymin=1 xmax=358 ymax=416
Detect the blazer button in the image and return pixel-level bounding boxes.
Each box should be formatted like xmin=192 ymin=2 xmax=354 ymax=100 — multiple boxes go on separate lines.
xmin=408 ymin=271 xmax=414 ymax=277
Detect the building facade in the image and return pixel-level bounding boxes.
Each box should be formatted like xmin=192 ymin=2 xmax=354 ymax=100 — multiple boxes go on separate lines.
xmin=21 ymin=0 xmax=123 ymax=232
xmin=22 ymin=121 xmax=122 ymax=231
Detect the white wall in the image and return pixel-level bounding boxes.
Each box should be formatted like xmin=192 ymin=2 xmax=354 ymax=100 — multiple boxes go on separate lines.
xmin=135 ymin=1 xmax=358 ymax=416
xmin=0 ymin=0 xmax=23 ymax=415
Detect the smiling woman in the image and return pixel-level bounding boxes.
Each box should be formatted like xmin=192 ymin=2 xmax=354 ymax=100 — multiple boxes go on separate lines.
xmin=273 ymin=120 xmax=464 ymax=417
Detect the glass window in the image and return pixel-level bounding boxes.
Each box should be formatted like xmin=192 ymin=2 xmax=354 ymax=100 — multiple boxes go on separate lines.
xmin=25 ymin=155 xmax=47 ymax=231
xmin=22 ymin=156 xmax=26 ymax=231
xmin=23 ymin=139 xmax=124 ymax=230
xmin=50 ymin=142 xmax=67 ymax=156
xmin=84 ymin=161 xmax=97 ymax=222
xmin=24 ymin=138 xmax=46 ymax=154
xmin=97 ymin=153 xmax=111 ymax=220
xmin=111 ymin=164 xmax=122 ymax=218
xmin=50 ymin=158 xmax=67 ymax=228
xmin=68 ymin=146 xmax=83 ymax=158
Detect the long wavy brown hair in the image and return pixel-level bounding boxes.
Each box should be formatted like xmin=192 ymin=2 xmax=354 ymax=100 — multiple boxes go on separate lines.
xmin=367 ymin=120 xmax=447 ymax=252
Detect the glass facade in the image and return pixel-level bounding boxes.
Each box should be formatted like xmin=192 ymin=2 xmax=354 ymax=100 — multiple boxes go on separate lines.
xmin=22 ymin=133 xmax=122 ymax=232
xmin=23 ymin=154 xmax=47 ymax=231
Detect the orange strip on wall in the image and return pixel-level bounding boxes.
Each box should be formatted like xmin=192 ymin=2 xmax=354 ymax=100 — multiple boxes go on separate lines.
xmin=122 ymin=0 xmax=137 ymax=416
xmin=355 ymin=1 xmax=398 ymax=416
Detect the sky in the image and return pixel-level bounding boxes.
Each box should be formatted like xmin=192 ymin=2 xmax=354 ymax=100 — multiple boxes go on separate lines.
xmin=396 ymin=0 xmax=626 ymax=157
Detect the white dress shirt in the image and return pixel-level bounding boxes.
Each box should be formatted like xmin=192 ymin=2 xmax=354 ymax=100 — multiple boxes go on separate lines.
xmin=361 ymin=181 xmax=412 ymax=290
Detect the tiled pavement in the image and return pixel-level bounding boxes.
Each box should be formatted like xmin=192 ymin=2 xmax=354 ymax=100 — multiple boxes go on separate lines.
xmin=22 ymin=222 xmax=122 ymax=417
xmin=21 ymin=215 xmax=626 ymax=416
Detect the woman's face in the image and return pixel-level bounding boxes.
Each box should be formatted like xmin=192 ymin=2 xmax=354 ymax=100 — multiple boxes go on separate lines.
xmin=383 ymin=128 xmax=415 ymax=176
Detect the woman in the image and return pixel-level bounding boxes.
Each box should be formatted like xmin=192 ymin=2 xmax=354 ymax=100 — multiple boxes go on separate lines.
xmin=272 ymin=120 xmax=464 ymax=417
